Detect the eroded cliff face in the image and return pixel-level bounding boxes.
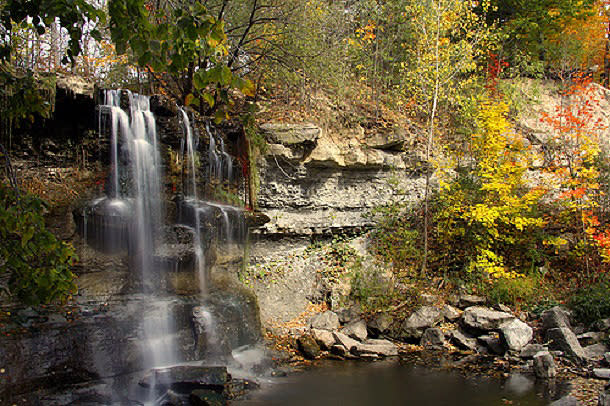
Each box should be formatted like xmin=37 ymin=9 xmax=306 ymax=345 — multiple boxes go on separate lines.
xmin=247 ymin=123 xmax=426 ymax=325
xmin=253 ymin=123 xmax=425 ymax=241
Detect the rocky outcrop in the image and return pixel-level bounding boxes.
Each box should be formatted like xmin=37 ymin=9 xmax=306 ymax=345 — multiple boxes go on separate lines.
xmin=251 ymin=122 xmax=423 ymax=241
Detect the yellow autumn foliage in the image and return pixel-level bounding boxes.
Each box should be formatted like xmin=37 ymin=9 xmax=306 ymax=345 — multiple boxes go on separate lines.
xmin=436 ymin=97 xmax=546 ymax=279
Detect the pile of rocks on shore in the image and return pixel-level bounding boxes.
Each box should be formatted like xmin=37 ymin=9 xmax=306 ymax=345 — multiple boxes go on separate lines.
xmin=291 ymin=294 xmax=610 ymax=405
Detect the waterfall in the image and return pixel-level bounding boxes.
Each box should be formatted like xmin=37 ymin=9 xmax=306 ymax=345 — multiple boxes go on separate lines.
xmin=180 ymin=108 xmax=207 ymax=293
xmin=97 ymin=90 xmax=176 ymax=369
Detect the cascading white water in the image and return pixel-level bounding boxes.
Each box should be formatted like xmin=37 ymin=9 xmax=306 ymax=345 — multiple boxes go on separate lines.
xmin=181 ymin=109 xmax=207 ymax=293
xmin=207 ymin=124 xmax=222 ymax=181
xmin=218 ymin=137 xmax=233 ymax=182
xmin=98 ymin=90 xmax=177 ymax=369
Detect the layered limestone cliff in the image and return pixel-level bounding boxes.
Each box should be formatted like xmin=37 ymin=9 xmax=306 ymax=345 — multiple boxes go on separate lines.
xmin=247 ymin=123 xmax=426 ymax=325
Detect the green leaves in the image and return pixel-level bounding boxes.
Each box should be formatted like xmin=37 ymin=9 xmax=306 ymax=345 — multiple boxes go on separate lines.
xmin=0 ymin=183 xmax=76 ymax=305
xmin=0 ymin=0 xmax=106 ymax=63
xmin=107 ymin=0 xmax=253 ymax=121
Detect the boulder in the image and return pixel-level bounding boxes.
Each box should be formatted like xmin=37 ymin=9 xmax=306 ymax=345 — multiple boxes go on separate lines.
xmin=546 ymin=327 xmax=587 ymax=362
xmin=458 ymin=294 xmax=487 ymax=308
xmin=461 ymin=306 xmax=514 ymax=332
xmin=594 ymin=369 xmax=610 ymax=380
xmin=533 ymin=351 xmax=557 ymax=379
xmin=297 ymin=334 xmax=321 ymax=359
xmin=450 ymin=329 xmax=479 ymax=352
xmin=400 ymin=306 xmax=443 ymax=339
xmin=500 ymin=318 xmax=533 ymax=351
xmin=541 ymin=307 xmax=572 ymax=332
xmin=309 ymin=311 xmax=340 ymax=331
xmin=578 ymin=331 xmax=607 ymax=346
xmin=585 ymin=343 xmax=610 ymax=360
xmin=367 ymin=313 xmax=393 ymax=337
xmin=605 ymin=352 xmax=610 ymax=366
xmin=353 ymin=339 xmax=399 ymax=357
xmin=311 ymin=328 xmax=336 ymax=350
xmin=342 ymin=319 xmax=368 ymax=342
xmin=333 ymin=332 xmax=360 ymax=352
xmin=520 ymin=344 xmax=547 ymax=359
xmin=441 ymin=305 xmax=462 ymax=322
xmin=421 ymin=328 xmax=445 ymax=349
xmin=478 ymin=333 xmax=505 ymax=355
xmin=337 ymin=304 xmax=362 ymax=324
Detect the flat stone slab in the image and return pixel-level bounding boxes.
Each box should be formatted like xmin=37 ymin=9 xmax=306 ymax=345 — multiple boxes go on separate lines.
xmin=139 ymin=366 xmax=228 ymax=390
xmin=353 ymin=339 xmax=398 ymax=357
xmin=401 ymin=306 xmax=443 ymax=339
xmin=594 ymin=368 xmax=610 ymax=380
xmin=462 ymin=307 xmax=514 ymax=332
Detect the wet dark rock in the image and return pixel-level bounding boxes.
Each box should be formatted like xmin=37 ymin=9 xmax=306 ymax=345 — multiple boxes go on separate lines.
xmin=139 ymin=366 xmax=228 ymax=391
xmin=400 ymin=306 xmax=443 ymax=340
xmin=421 ymin=328 xmax=445 ymax=349
xmin=533 ymin=351 xmax=556 ymax=379
xmin=342 ymin=319 xmax=368 ymax=342
xmin=367 ymin=313 xmax=393 ymax=337
xmin=500 ymin=318 xmax=533 ymax=352
xmin=546 ymin=327 xmax=587 ymax=363
xmin=297 ymin=334 xmax=321 ymax=359
xmin=461 ymin=306 xmax=514 ymax=333
xmin=542 ymin=307 xmax=572 ymax=332
xmin=150 ymin=94 xmax=178 ymax=117
xmin=224 ymin=378 xmax=259 ymax=400
xmin=310 ymin=311 xmax=340 ymax=331
xmin=189 ymin=389 xmax=227 ymax=406
xmin=478 ymin=333 xmax=505 ymax=355
xmin=245 ymin=211 xmax=271 ymax=228
xmin=458 ymin=295 xmax=487 ymax=308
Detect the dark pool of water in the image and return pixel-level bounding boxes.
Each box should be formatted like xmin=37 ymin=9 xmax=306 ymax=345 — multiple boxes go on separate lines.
xmin=234 ymin=360 xmax=566 ymax=406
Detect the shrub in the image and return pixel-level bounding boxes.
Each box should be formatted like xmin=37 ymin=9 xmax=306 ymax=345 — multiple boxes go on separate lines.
xmin=485 ymin=272 xmax=548 ymax=308
xmin=568 ymin=277 xmax=610 ymax=325
xmin=0 ymin=182 xmax=77 ymax=305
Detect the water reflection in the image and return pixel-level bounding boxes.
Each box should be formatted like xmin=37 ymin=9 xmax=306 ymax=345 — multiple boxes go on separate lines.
xmin=236 ymin=360 xmax=564 ymax=406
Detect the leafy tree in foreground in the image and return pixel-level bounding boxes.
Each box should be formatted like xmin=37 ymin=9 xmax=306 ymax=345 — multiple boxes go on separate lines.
xmin=108 ymin=0 xmax=253 ymax=121
xmin=0 ymin=181 xmax=77 ymax=305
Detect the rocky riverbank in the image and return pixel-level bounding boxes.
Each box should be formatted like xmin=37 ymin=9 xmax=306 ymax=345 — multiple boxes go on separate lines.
xmin=270 ymin=295 xmax=610 ymax=405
